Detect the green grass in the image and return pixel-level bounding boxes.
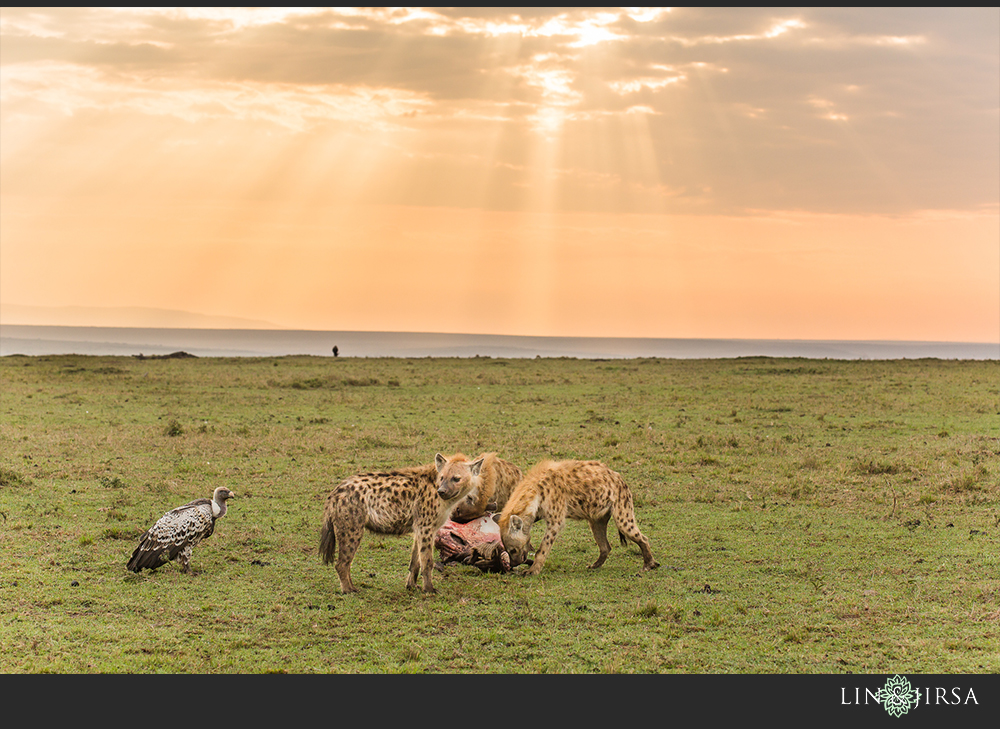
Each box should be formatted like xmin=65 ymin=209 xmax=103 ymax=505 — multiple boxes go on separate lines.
xmin=1 ymin=354 xmax=998 ymax=673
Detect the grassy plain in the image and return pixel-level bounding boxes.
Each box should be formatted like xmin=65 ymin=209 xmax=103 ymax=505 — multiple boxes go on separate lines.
xmin=0 ymin=354 xmax=998 ymax=674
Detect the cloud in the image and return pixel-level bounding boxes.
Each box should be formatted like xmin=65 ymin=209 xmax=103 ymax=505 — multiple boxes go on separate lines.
xmin=1 ymin=7 xmax=996 ymax=215
xmin=1 ymin=60 xmax=432 ymax=132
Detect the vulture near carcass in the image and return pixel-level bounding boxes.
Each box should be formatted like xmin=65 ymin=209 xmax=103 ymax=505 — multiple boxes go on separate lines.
xmin=127 ymin=486 xmax=235 ymax=574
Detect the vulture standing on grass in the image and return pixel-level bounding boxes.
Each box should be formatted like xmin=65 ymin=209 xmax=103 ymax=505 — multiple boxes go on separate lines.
xmin=127 ymin=487 xmax=235 ymax=574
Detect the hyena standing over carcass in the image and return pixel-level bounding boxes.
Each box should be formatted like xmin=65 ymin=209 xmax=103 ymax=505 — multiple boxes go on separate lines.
xmin=496 ymin=459 xmax=660 ymax=576
xmin=319 ymin=453 xmax=483 ymax=593
xmin=449 ymin=452 xmax=522 ymax=522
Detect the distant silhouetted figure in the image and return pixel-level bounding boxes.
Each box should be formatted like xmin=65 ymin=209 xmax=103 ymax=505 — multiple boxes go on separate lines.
xmin=332 ymin=346 xmax=339 ymax=357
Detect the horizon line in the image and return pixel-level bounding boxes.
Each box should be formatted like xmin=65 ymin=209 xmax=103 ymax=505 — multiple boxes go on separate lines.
xmin=1 ymin=322 xmax=997 ymax=348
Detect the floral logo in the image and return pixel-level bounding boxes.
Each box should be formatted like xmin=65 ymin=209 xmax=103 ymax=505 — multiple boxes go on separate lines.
xmin=878 ymin=675 xmax=920 ymax=717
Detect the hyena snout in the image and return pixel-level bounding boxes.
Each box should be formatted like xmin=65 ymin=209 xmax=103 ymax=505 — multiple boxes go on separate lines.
xmin=437 ymin=479 xmax=464 ymax=500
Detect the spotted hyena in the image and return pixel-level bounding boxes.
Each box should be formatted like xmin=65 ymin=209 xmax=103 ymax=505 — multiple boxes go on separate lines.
xmin=319 ymin=453 xmax=483 ymax=593
xmin=496 ymin=459 xmax=659 ymax=576
xmin=449 ymin=452 xmax=522 ymax=523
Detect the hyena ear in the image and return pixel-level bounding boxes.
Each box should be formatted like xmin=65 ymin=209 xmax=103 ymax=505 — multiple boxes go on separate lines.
xmin=491 ymin=513 xmax=501 ymax=524
xmin=509 ymin=514 xmax=524 ymax=534
xmin=468 ymin=457 xmax=485 ymax=478
xmin=435 ymin=453 xmax=447 ymax=472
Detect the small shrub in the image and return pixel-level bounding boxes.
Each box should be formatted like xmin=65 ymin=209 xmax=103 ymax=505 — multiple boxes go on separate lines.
xmin=164 ymin=420 xmax=184 ymax=437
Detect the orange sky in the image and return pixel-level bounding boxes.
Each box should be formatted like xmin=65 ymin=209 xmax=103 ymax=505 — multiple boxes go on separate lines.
xmin=1 ymin=8 xmax=998 ymax=342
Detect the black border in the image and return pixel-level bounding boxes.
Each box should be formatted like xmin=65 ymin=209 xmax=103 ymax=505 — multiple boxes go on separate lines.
xmin=14 ymin=673 xmax=997 ymax=727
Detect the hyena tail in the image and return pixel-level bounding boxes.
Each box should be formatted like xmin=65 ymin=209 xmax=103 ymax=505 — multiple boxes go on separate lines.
xmin=319 ymin=517 xmax=337 ymax=565
xmin=614 ymin=472 xmax=634 ymax=548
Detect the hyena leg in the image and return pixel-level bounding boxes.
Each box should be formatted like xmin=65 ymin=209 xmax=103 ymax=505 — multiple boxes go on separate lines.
xmin=612 ymin=506 xmax=659 ymax=571
xmin=405 ymin=529 xmax=437 ymax=593
xmin=406 ymin=536 xmax=421 ymax=590
xmin=525 ymin=514 xmax=565 ymax=576
xmin=335 ymin=525 xmax=364 ymax=592
xmin=587 ymin=513 xmax=613 ymax=569
xmin=419 ymin=529 xmax=436 ymax=593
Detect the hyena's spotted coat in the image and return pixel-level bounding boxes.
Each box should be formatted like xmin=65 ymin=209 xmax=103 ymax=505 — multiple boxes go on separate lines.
xmin=319 ymin=453 xmax=482 ymax=593
xmin=449 ymin=452 xmax=522 ymax=523
xmin=496 ymin=459 xmax=659 ymax=576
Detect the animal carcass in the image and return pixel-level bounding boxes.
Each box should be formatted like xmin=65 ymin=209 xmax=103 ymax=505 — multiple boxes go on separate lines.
xmin=435 ymin=514 xmax=516 ymax=573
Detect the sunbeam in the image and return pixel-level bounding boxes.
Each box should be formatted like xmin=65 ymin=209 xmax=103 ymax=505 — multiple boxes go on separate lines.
xmin=1 ymin=7 xmax=996 ymax=343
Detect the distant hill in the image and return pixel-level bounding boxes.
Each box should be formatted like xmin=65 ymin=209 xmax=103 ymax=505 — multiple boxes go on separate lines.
xmin=0 ymin=303 xmax=287 ymax=330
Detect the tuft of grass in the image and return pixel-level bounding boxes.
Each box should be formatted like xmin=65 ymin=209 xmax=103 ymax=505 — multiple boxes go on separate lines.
xmin=0 ymin=467 xmax=32 ymax=487
xmin=402 ymin=645 xmax=421 ymax=662
xmin=635 ymin=601 xmax=659 ymax=618
xmin=800 ymin=455 xmax=820 ymax=470
xmin=852 ymin=459 xmax=900 ymax=475
xmin=102 ymin=526 xmax=134 ymax=540
xmin=282 ymin=376 xmax=380 ymax=390
xmin=783 ymin=627 xmax=808 ymax=644
xmin=942 ymin=470 xmax=984 ymax=493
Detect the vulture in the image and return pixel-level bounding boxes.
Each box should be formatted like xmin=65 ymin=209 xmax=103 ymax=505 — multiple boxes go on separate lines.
xmin=127 ymin=486 xmax=235 ymax=574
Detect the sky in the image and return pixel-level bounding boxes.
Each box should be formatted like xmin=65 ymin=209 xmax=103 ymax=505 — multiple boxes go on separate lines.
xmin=1 ymin=7 xmax=998 ymax=342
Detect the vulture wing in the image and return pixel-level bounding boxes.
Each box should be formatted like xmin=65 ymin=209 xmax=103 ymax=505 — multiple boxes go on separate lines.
xmin=127 ymin=498 xmax=215 ymax=572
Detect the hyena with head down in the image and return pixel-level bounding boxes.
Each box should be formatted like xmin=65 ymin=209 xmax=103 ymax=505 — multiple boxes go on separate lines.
xmin=496 ymin=459 xmax=659 ymax=576
xmin=319 ymin=453 xmax=483 ymax=593
xmin=449 ymin=452 xmax=522 ymax=523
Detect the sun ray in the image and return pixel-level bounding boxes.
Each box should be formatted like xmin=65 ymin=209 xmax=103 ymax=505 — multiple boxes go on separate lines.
xmin=1 ymin=8 xmax=995 ymax=343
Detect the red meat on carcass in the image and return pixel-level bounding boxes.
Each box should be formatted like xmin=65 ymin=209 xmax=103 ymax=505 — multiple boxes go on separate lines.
xmin=435 ymin=513 xmax=512 ymax=573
